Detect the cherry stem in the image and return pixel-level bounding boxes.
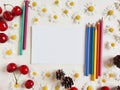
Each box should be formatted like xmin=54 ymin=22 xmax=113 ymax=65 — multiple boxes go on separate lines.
xmin=4 ymin=4 xmax=14 ymax=11
xmin=13 ymin=72 xmax=18 ymax=84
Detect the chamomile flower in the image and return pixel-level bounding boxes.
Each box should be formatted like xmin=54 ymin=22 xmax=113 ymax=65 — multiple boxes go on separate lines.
xmin=84 ymin=2 xmax=96 ymax=16
xmin=104 ymin=70 xmax=116 ymax=81
xmin=9 ymin=81 xmax=20 ymax=90
xmin=105 ymin=41 xmax=116 ymax=49
xmin=51 ymin=84 xmax=64 ymax=90
xmin=39 ymin=84 xmax=50 ymax=90
xmin=9 ymin=22 xmax=19 ymax=30
xmin=29 ymin=0 xmax=39 ymax=10
xmin=41 ymin=70 xmax=53 ymax=81
xmin=98 ymin=76 xmax=108 ymax=86
xmin=66 ymin=0 xmax=76 ymax=8
xmin=29 ymin=67 xmax=39 ymax=79
xmin=73 ymin=13 xmax=82 ymax=24
xmin=104 ymin=25 xmax=115 ymax=34
xmin=83 ymin=82 xmax=96 ymax=90
xmin=33 ymin=15 xmax=40 ymax=24
xmin=54 ymin=0 xmax=61 ymax=6
xmin=103 ymin=6 xmax=116 ymax=20
xmin=38 ymin=6 xmax=49 ymax=16
xmin=70 ymin=71 xmax=80 ymax=81
xmin=8 ymin=31 xmax=19 ymax=43
xmin=62 ymin=8 xmax=71 ymax=17
xmin=3 ymin=45 xmax=16 ymax=59
xmin=49 ymin=13 xmax=60 ymax=23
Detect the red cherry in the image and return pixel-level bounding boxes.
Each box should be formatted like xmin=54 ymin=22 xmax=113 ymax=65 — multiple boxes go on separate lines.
xmin=70 ymin=87 xmax=78 ymax=90
xmin=0 ymin=33 xmax=8 ymax=43
xmin=0 ymin=7 xmax=2 ymax=14
xmin=101 ymin=86 xmax=110 ymax=90
xmin=25 ymin=80 xmax=34 ymax=89
xmin=12 ymin=6 xmax=22 ymax=16
xmin=19 ymin=65 xmax=29 ymax=75
xmin=0 ymin=20 xmax=8 ymax=31
xmin=7 ymin=63 xmax=17 ymax=73
xmin=3 ymin=11 xmax=14 ymax=21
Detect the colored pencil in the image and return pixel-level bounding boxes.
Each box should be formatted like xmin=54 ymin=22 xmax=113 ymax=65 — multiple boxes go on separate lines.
xmin=23 ymin=0 xmax=29 ymax=50
xmin=99 ymin=18 xmax=103 ymax=76
xmin=85 ymin=24 xmax=91 ymax=76
xmin=90 ymin=25 xmax=95 ymax=74
xmin=20 ymin=5 xmax=25 ymax=55
xmin=93 ymin=27 xmax=97 ymax=81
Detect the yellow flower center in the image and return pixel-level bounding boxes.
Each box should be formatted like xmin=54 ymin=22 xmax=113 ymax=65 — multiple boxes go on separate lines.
xmin=109 ymin=73 xmax=115 ymax=78
xmin=14 ymin=83 xmax=20 ymax=88
xmin=42 ymin=8 xmax=47 ymax=13
xmin=108 ymin=10 xmax=114 ymax=16
xmin=14 ymin=24 xmax=18 ymax=27
xmin=70 ymin=2 xmax=75 ymax=6
xmin=6 ymin=50 xmax=13 ymax=55
xmin=55 ymin=85 xmax=60 ymax=90
xmin=87 ymin=86 xmax=93 ymax=90
xmin=32 ymin=2 xmax=37 ymax=7
xmin=75 ymin=15 xmax=81 ymax=20
xmin=74 ymin=73 xmax=80 ymax=78
xmin=43 ymin=85 xmax=48 ymax=90
xmin=34 ymin=18 xmax=39 ymax=22
xmin=111 ymin=42 xmax=116 ymax=47
xmin=55 ymin=0 xmax=59 ymax=5
xmin=54 ymin=15 xmax=58 ymax=20
xmin=88 ymin=6 xmax=95 ymax=12
xmin=109 ymin=28 xmax=114 ymax=33
xmin=64 ymin=9 xmax=69 ymax=14
xmin=11 ymin=35 xmax=17 ymax=40
xmin=108 ymin=63 xmax=113 ymax=68
xmin=32 ymin=72 xmax=37 ymax=76
xmin=45 ymin=72 xmax=51 ymax=77
xmin=102 ymin=78 xmax=107 ymax=83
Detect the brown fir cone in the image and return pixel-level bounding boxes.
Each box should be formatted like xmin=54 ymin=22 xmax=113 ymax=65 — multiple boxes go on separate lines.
xmin=116 ymin=86 xmax=120 ymax=90
xmin=61 ymin=76 xmax=74 ymax=89
xmin=113 ymin=55 xmax=120 ymax=68
xmin=56 ymin=69 xmax=65 ymax=80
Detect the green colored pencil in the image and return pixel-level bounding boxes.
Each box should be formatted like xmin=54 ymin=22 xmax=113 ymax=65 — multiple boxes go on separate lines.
xmin=20 ymin=5 xmax=25 ymax=55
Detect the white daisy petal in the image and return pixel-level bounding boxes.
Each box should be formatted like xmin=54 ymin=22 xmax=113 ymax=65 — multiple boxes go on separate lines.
xmin=105 ymin=41 xmax=116 ymax=49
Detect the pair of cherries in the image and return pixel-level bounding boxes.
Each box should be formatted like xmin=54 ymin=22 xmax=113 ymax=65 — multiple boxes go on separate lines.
xmin=7 ymin=63 xmax=34 ymax=89
xmin=0 ymin=5 xmax=22 ymax=43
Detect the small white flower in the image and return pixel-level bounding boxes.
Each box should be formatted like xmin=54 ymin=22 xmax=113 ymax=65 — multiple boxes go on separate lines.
xmin=83 ymin=82 xmax=96 ymax=90
xmin=49 ymin=13 xmax=60 ymax=23
xmin=3 ymin=45 xmax=16 ymax=59
xmin=39 ymin=84 xmax=50 ymax=90
xmin=41 ymin=70 xmax=53 ymax=81
xmin=84 ymin=2 xmax=96 ymax=16
xmin=8 ymin=31 xmax=19 ymax=43
xmin=66 ymin=0 xmax=76 ymax=8
xmin=9 ymin=22 xmax=19 ymax=30
xmin=54 ymin=0 xmax=61 ymax=7
xmin=104 ymin=70 xmax=116 ymax=81
xmin=70 ymin=71 xmax=80 ymax=82
xmin=33 ymin=15 xmax=40 ymax=24
xmin=98 ymin=76 xmax=108 ymax=86
xmin=29 ymin=67 xmax=39 ymax=79
xmin=105 ymin=41 xmax=116 ymax=49
xmin=73 ymin=13 xmax=82 ymax=24
xmin=29 ymin=0 xmax=39 ymax=10
xmin=104 ymin=25 xmax=115 ymax=34
xmin=38 ymin=6 xmax=49 ymax=16
xmin=51 ymin=83 xmax=64 ymax=90
xmin=9 ymin=81 xmax=20 ymax=90
xmin=62 ymin=8 xmax=71 ymax=17
xmin=103 ymin=6 xmax=116 ymax=20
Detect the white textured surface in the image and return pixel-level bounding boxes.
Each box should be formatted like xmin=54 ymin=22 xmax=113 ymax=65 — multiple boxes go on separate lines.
xmin=0 ymin=0 xmax=120 ymax=90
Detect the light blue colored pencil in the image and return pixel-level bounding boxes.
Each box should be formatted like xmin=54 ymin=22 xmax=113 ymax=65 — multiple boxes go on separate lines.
xmin=20 ymin=5 xmax=25 ymax=55
xmin=85 ymin=23 xmax=91 ymax=76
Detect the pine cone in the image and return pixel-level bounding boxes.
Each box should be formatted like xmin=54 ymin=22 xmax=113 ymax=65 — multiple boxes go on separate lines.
xmin=113 ymin=55 xmax=120 ymax=68
xmin=116 ymin=86 xmax=120 ymax=90
xmin=56 ymin=69 xmax=65 ymax=80
xmin=61 ymin=76 xmax=74 ymax=89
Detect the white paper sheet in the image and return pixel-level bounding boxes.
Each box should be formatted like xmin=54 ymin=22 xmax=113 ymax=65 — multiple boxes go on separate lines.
xmin=32 ymin=25 xmax=85 ymax=64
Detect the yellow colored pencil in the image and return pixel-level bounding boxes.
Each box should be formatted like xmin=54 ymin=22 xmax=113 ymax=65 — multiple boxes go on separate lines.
xmin=93 ymin=27 xmax=97 ymax=81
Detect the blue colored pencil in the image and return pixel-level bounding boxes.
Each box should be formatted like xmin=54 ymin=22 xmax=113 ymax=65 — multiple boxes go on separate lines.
xmin=85 ymin=23 xmax=91 ymax=76
xmin=90 ymin=25 xmax=95 ymax=74
xmin=20 ymin=4 xmax=25 ymax=55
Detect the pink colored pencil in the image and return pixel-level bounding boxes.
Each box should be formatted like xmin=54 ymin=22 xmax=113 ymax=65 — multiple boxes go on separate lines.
xmin=23 ymin=0 xmax=29 ymax=50
xmin=99 ymin=18 xmax=103 ymax=76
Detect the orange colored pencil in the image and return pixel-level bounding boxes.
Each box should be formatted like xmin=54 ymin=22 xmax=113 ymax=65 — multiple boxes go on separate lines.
xmin=96 ymin=22 xmax=100 ymax=79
